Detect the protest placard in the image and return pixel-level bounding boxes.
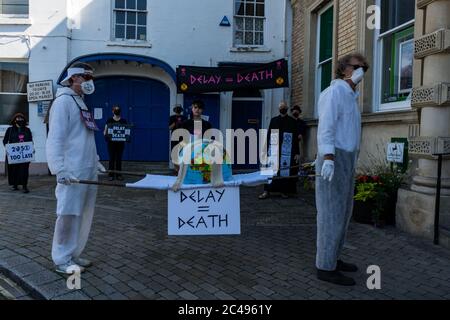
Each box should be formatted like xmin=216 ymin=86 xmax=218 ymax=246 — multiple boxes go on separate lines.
xmin=5 ymin=142 xmax=35 ymax=164
xmin=168 ymin=186 xmax=240 ymax=235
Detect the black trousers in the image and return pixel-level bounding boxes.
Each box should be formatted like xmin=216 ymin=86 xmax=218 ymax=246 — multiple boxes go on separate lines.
xmin=108 ymin=142 xmax=125 ymax=176
xmin=7 ymin=162 xmax=30 ymax=187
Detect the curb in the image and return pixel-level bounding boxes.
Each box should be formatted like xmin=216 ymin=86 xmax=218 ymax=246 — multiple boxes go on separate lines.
xmin=0 ymin=249 xmax=90 ymax=300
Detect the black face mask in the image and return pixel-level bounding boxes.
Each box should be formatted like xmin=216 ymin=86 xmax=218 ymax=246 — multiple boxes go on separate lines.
xmin=280 ymin=109 xmax=288 ymax=115
xmin=113 ymin=110 xmax=121 ymax=116
xmin=16 ymin=120 xmax=26 ymax=127
xmin=292 ymin=112 xmax=300 ymax=118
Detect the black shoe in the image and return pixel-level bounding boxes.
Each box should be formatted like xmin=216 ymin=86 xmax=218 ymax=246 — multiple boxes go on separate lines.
xmin=11 ymin=186 xmax=19 ymax=191
xmin=23 ymin=186 xmax=30 ymax=194
xmin=317 ymin=269 xmax=356 ymax=286
xmin=280 ymin=193 xmax=289 ymax=199
xmin=109 ymin=176 xmax=115 ymax=181
xmin=116 ymin=175 xmax=124 ymax=181
xmin=337 ymin=260 xmax=358 ymax=272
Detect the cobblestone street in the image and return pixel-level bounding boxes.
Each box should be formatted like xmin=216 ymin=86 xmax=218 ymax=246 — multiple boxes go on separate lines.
xmin=1 ymin=172 xmax=450 ymax=300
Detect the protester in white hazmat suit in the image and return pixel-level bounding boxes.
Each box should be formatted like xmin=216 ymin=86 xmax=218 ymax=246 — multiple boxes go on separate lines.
xmin=315 ymin=53 xmax=369 ymax=286
xmin=46 ymin=63 xmax=106 ymax=274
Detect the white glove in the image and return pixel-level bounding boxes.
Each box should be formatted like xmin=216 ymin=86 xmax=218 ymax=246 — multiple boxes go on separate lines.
xmin=321 ymin=160 xmax=335 ymax=182
xmin=97 ymin=161 xmax=107 ymax=174
xmin=57 ymin=171 xmax=77 ymax=185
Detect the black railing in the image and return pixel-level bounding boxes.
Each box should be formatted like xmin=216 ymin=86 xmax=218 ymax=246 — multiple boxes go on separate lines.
xmin=433 ymin=152 xmax=450 ymax=245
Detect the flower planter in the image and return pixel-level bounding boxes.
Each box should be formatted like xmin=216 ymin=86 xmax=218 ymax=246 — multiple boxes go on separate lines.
xmin=352 ymin=200 xmax=375 ymax=224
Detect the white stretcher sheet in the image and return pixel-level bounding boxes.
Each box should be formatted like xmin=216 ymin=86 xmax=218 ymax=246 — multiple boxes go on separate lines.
xmin=126 ymin=171 xmax=273 ymax=190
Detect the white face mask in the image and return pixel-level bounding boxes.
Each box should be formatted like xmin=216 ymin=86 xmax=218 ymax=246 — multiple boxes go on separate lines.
xmin=350 ymin=67 xmax=365 ymax=85
xmin=81 ymin=80 xmax=95 ymax=95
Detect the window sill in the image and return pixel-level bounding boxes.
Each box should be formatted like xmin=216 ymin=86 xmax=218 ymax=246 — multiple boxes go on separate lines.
xmin=230 ymin=46 xmax=271 ymax=53
xmin=0 ymin=17 xmax=31 ymax=25
xmin=377 ymin=100 xmax=412 ymax=112
xmin=106 ymin=41 xmax=152 ymax=48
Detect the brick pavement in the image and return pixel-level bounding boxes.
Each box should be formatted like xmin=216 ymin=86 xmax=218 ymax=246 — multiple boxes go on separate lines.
xmin=1 ymin=172 xmax=450 ymax=300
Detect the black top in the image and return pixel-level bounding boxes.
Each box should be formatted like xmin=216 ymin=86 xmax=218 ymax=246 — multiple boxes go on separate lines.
xmin=169 ymin=115 xmax=187 ymax=132
xmin=3 ymin=126 xmax=33 ymax=145
xmin=106 ymin=117 xmax=127 ymax=125
xmin=267 ymin=115 xmax=299 ymax=156
xmin=182 ymin=119 xmax=212 ymax=136
xmin=294 ymin=117 xmax=307 ymax=139
xmin=106 ymin=117 xmax=128 ymax=143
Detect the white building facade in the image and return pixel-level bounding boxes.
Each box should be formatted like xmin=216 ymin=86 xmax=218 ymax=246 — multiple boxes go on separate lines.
xmin=0 ymin=0 xmax=292 ymax=173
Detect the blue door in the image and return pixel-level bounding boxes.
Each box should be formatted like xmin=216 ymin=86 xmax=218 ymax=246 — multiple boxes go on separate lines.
xmin=183 ymin=94 xmax=220 ymax=130
xmin=85 ymin=77 xmax=170 ymax=161
xmin=231 ymin=100 xmax=262 ymax=170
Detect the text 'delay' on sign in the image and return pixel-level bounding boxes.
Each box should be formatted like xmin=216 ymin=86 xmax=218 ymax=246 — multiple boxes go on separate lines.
xmin=167 ymin=186 xmax=241 ymax=236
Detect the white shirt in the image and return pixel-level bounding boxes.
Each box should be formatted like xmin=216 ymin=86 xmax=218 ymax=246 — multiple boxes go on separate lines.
xmin=317 ymin=79 xmax=361 ymax=156
xmin=46 ymin=87 xmax=98 ymax=175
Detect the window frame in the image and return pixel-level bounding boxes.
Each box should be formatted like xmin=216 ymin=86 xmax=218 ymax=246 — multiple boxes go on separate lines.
xmin=0 ymin=60 xmax=29 ymax=125
xmin=373 ymin=0 xmax=415 ymax=112
xmin=0 ymin=0 xmax=29 ymax=18
xmin=233 ymin=0 xmax=266 ymax=47
xmin=112 ymin=0 xmax=148 ymax=42
xmin=314 ymin=2 xmax=334 ymax=117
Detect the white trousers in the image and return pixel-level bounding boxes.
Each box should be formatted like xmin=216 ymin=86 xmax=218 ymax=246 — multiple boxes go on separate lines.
xmin=52 ymin=168 xmax=97 ymax=265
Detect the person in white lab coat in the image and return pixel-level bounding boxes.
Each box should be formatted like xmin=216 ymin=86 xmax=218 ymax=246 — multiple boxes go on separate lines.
xmin=315 ymin=53 xmax=369 ymax=286
xmin=46 ymin=62 xmax=106 ymax=274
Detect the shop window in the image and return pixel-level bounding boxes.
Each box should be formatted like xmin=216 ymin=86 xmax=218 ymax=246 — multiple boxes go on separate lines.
xmin=0 ymin=0 xmax=28 ymax=16
xmin=375 ymin=0 xmax=415 ymax=111
xmin=0 ymin=62 xmax=29 ymax=124
xmin=113 ymin=0 xmax=147 ymax=41
xmin=234 ymin=0 xmax=265 ymax=46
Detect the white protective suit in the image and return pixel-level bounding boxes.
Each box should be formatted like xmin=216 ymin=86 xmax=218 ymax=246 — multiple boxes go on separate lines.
xmin=46 ymin=87 xmax=99 ymax=266
xmin=315 ymin=79 xmax=361 ymax=271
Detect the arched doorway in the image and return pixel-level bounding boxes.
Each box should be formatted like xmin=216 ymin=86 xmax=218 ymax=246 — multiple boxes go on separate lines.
xmin=85 ymin=76 xmax=170 ymax=161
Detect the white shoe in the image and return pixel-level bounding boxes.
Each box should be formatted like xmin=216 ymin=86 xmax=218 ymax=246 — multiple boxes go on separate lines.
xmin=72 ymin=257 xmax=93 ymax=268
xmin=55 ymin=261 xmax=85 ymax=275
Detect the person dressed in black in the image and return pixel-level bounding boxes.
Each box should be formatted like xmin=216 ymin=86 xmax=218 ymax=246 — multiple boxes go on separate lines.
xmin=3 ymin=113 xmax=33 ymax=193
xmin=291 ymin=105 xmax=307 ymax=163
xmin=182 ymin=100 xmax=212 ymax=137
xmin=259 ymin=102 xmax=299 ymax=199
xmin=103 ymin=105 xmax=127 ymax=181
xmin=169 ymin=104 xmax=187 ymax=153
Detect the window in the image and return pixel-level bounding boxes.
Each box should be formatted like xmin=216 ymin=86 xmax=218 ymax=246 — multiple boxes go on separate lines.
xmin=315 ymin=4 xmax=334 ymax=114
xmin=375 ymin=0 xmax=415 ymax=111
xmin=234 ymin=0 xmax=265 ymax=46
xmin=113 ymin=0 xmax=147 ymax=41
xmin=0 ymin=62 xmax=29 ymax=124
xmin=0 ymin=0 xmax=29 ymax=16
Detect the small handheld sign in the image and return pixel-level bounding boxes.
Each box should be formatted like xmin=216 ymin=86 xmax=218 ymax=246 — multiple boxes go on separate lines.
xmin=5 ymin=142 xmax=35 ymax=164
xmin=168 ymin=186 xmax=240 ymax=235
xmin=107 ymin=123 xmax=132 ymax=142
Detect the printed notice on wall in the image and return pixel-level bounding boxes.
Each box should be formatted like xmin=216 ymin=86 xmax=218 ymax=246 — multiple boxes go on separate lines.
xmin=168 ymin=187 xmax=240 ymax=235
xmin=27 ymin=80 xmax=54 ymax=102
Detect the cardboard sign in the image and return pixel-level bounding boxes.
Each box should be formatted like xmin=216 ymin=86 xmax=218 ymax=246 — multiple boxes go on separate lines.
xmin=387 ymin=143 xmax=405 ymax=163
xmin=107 ymin=123 xmax=132 ymax=142
xmin=168 ymin=187 xmax=240 ymax=235
xmin=27 ymin=80 xmax=54 ymax=102
xmin=5 ymin=142 xmax=34 ymax=164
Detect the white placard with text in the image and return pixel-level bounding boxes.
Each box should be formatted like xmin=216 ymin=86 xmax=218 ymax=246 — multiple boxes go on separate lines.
xmin=168 ymin=186 xmax=240 ymax=235
xmin=5 ymin=142 xmax=35 ymax=164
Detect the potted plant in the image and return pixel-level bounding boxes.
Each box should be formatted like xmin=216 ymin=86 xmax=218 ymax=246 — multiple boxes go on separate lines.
xmin=353 ymin=168 xmax=405 ymax=227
